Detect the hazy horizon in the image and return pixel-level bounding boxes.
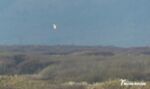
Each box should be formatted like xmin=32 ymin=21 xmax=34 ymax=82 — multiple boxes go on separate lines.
xmin=0 ymin=0 xmax=150 ymax=47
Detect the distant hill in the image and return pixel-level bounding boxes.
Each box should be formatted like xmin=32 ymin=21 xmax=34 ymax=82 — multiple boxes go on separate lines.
xmin=0 ymin=45 xmax=150 ymax=82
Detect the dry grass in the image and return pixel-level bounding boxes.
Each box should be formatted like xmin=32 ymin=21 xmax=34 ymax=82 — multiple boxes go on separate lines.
xmin=0 ymin=76 xmax=149 ymax=89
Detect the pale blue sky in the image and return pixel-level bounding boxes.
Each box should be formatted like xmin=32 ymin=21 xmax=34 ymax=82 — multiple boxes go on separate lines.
xmin=0 ymin=0 xmax=150 ymax=47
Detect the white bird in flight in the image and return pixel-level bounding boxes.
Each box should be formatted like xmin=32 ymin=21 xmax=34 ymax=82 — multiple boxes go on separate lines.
xmin=53 ymin=24 xmax=57 ymax=30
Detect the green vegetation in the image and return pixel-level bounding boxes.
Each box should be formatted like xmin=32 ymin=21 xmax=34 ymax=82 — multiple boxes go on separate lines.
xmin=0 ymin=45 xmax=149 ymax=88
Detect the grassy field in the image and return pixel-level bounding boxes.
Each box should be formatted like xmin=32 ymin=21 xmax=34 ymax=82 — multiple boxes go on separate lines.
xmin=0 ymin=75 xmax=149 ymax=89
xmin=0 ymin=45 xmax=149 ymax=89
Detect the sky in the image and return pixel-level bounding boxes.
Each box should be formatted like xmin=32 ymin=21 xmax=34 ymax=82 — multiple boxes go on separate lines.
xmin=0 ymin=0 xmax=150 ymax=47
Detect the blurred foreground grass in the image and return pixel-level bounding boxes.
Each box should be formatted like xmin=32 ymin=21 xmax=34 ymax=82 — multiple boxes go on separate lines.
xmin=0 ymin=75 xmax=149 ymax=89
